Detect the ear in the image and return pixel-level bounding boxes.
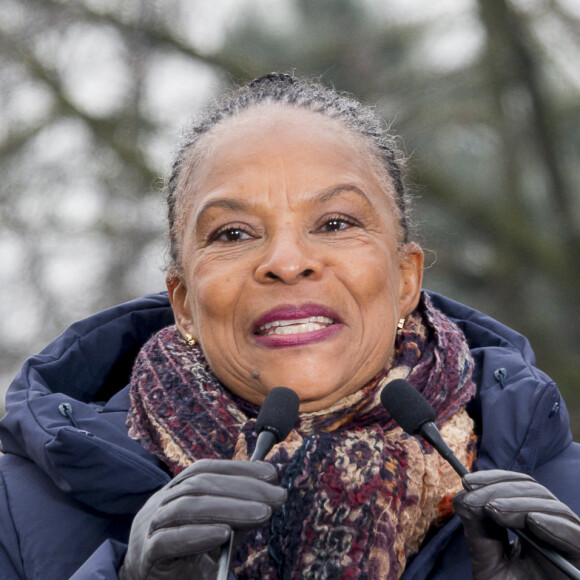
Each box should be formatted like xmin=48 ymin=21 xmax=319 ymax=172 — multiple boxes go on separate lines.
xmin=397 ymin=243 xmax=424 ymax=318
xmin=166 ymin=275 xmax=197 ymax=340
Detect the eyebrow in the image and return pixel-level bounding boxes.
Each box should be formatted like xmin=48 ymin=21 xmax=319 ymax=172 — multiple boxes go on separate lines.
xmin=195 ymin=183 xmax=372 ymax=229
xmin=310 ymin=183 xmax=372 ymax=205
xmin=195 ymin=198 xmax=252 ymax=229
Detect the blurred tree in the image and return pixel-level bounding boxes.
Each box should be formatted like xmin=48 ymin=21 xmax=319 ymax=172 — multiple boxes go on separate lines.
xmin=0 ymin=0 xmax=578 ymax=436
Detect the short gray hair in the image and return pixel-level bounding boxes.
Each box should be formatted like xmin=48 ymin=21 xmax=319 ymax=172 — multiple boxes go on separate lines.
xmin=165 ymin=73 xmax=413 ymax=276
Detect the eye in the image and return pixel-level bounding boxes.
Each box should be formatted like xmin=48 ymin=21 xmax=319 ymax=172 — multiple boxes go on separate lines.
xmin=210 ymin=225 xmax=254 ymax=243
xmin=318 ymin=215 xmax=359 ymax=233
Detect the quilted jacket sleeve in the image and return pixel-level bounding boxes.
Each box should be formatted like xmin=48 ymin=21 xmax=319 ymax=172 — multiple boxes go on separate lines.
xmin=69 ymin=540 xmax=127 ymax=580
xmin=532 ymin=441 xmax=580 ymax=515
xmin=0 ymin=465 xmax=25 ymax=579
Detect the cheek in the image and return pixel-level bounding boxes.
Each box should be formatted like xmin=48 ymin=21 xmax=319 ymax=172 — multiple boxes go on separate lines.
xmin=343 ymin=248 xmax=399 ymax=307
xmin=186 ymin=261 xmax=240 ymax=327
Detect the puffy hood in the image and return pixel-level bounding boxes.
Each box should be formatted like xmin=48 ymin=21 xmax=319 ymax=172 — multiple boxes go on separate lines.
xmin=0 ymin=291 xmax=572 ymax=517
xmin=0 ymin=293 xmax=174 ymax=515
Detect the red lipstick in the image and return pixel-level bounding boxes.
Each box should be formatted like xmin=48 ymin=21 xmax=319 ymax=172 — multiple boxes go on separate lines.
xmin=252 ymin=303 xmax=343 ymax=348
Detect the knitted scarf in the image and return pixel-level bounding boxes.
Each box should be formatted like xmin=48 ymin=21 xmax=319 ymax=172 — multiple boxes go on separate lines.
xmin=128 ymin=293 xmax=477 ymax=579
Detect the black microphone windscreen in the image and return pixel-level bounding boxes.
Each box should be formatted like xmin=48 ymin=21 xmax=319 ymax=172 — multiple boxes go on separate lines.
xmin=255 ymin=386 xmax=300 ymax=442
xmin=380 ymin=379 xmax=435 ymax=435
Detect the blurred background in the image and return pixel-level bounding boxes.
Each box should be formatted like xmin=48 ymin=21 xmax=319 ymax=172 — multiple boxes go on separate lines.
xmin=1 ymin=0 xmax=579 ymax=436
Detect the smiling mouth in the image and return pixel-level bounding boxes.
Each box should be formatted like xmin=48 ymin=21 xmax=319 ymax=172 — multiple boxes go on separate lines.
xmin=255 ymin=316 xmax=335 ymax=336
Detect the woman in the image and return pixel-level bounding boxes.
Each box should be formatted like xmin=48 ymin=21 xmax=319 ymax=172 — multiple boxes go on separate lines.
xmin=1 ymin=73 xmax=579 ymax=580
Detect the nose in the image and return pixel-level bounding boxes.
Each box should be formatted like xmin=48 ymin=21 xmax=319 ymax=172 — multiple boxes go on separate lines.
xmin=254 ymin=229 xmax=323 ymax=284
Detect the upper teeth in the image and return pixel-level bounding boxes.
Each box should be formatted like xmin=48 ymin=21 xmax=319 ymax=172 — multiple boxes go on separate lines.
xmin=258 ymin=316 xmax=334 ymax=335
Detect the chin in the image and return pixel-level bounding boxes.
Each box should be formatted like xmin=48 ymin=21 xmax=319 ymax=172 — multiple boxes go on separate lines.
xmin=289 ymin=383 xmax=354 ymax=412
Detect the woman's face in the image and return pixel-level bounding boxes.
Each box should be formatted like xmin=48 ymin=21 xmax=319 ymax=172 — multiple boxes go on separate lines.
xmin=168 ymin=105 xmax=423 ymax=412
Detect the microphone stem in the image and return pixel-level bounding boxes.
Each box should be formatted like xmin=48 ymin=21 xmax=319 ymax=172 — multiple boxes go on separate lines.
xmin=216 ymin=533 xmax=234 ymax=580
xmin=420 ymin=422 xmax=469 ymax=477
xmin=418 ymin=422 xmax=580 ymax=580
xmin=216 ymin=429 xmax=279 ymax=580
xmin=251 ymin=431 xmax=277 ymax=462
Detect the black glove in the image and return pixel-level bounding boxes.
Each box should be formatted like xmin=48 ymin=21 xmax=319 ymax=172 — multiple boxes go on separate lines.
xmin=119 ymin=458 xmax=286 ymax=580
xmin=453 ymin=469 xmax=580 ymax=580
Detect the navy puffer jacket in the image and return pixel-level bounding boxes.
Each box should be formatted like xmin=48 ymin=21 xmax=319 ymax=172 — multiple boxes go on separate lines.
xmin=1 ymin=291 xmax=579 ymax=579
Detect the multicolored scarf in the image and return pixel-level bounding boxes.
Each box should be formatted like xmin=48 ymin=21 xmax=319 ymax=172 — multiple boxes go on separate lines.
xmin=128 ymin=293 xmax=477 ymax=579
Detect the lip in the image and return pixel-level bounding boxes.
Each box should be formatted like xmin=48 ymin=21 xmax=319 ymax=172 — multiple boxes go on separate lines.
xmin=252 ymin=303 xmax=342 ymax=331
xmin=252 ymin=303 xmax=344 ymax=348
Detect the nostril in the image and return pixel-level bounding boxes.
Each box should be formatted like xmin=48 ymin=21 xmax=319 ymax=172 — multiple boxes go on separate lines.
xmin=263 ymin=268 xmax=315 ymax=281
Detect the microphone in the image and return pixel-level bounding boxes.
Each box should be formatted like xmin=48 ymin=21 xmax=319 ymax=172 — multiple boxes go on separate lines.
xmin=251 ymin=386 xmax=300 ymax=461
xmin=380 ymin=378 xmax=580 ymax=580
xmin=216 ymin=387 xmax=300 ymax=580
xmin=380 ymin=378 xmax=468 ymax=477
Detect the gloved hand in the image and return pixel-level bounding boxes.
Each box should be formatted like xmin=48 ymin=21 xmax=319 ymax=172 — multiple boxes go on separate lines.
xmin=453 ymin=469 xmax=580 ymax=580
xmin=119 ymin=458 xmax=286 ymax=580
